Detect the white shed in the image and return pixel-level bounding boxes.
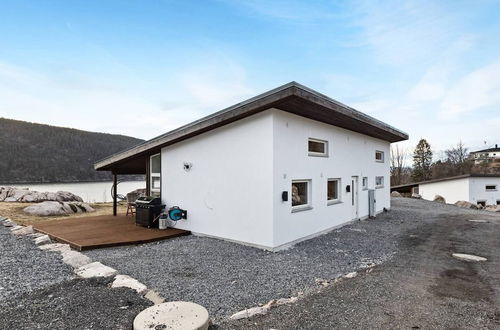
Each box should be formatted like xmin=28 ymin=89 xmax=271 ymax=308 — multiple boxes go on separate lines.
xmin=417 ymin=174 xmax=500 ymax=206
xmin=95 ymin=82 xmax=408 ymax=250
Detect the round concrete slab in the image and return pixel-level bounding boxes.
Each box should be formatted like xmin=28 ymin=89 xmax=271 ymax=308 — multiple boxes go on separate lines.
xmin=452 ymin=253 xmax=487 ymax=262
xmin=133 ymin=301 xmax=209 ymax=330
xmin=468 ymin=219 xmax=488 ymax=223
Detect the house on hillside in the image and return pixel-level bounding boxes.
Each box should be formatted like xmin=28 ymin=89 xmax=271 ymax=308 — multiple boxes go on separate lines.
xmin=469 ymin=144 xmax=500 ymax=164
xmin=95 ymin=82 xmax=408 ymax=250
xmin=392 ymin=174 xmax=500 ymax=206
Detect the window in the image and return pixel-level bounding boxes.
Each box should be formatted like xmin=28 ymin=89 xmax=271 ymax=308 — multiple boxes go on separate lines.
xmin=375 ymin=176 xmax=384 ymax=188
xmin=327 ymin=179 xmax=341 ymax=204
xmin=292 ymin=180 xmax=311 ymax=211
xmin=375 ymin=150 xmax=384 ymax=162
xmin=308 ymin=138 xmax=328 ymax=157
xmin=362 ymin=177 xmax=368 ymax=190
xmin=150 ymin=154 xmax=161 ymax=197
xmin=477 ymin=200 xmax=486 ymax=207
xmin=497 ymin=200 xmax=500 ymax=206
xmin=485 ymin=185 xmax=497 ymax=191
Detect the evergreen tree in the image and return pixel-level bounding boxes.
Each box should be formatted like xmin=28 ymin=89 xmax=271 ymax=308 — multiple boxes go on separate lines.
xmin=412 ymin=139 xmax=433 ymax=182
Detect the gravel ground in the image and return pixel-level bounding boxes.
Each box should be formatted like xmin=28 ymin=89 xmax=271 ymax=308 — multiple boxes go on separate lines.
xmin=0 ymin=277 xmax=152 ymax=329
xmin=0 ymin=222 xmax=73 ymax=301
xmin=83 ymin=198 xmax=493 ymax=322
xmin=219 ymin=198 xmax=500 ymax=329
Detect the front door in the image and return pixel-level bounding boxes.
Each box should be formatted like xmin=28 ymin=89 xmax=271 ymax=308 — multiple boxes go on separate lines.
xmin=351 ymin=176 xmax=359 ymax=220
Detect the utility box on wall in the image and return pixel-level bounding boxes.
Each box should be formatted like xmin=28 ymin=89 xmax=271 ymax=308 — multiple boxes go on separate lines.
xmin=368 ymin=189 xmax=376 ymax=218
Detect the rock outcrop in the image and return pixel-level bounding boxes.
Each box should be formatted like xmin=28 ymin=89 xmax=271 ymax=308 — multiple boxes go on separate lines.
xmin=433 ymin=195 xmax=446 ymax=203
xmin=454 ymin=200 xmax=478 ymax=209
xmin=391 ymin=191 xmax=402 ymax=197
xmin=23 ymin=201 xmax=95 ymax=216
xmin=0 ymin=187 xmax=83 ymax=203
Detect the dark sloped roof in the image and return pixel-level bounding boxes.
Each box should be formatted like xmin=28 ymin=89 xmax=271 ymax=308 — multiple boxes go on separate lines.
xmin=471 ymin=145 xmax=500 ymax=153
xmin=95 ymin=81 xmax=409 ymax=173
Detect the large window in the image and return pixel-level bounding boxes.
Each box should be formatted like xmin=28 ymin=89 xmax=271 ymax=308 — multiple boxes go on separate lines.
xmin=485 ymin=184 xmax=497 ymax=191
xmin=150 ymin=154 xmax=161 ymax=197
xmin=292 ymin=180 xmax=311 ymax=211
xmin=375 ymin=150 xmax=384 ymax=162
xmin=375 ymin=176 xmax=384 ymax=188
xmin=327 ymin=179 xmax=341 ymax=204
xmin=308 ymin=138 xmax=328 ymax=157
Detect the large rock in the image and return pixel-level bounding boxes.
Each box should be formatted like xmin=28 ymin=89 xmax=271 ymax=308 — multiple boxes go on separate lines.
xmin=411 ymin=193 xmax=422 ymax=199
xmin=454 ymin=200 xmax=478 ymax=209
xmin=433 ymin=195 xmax=446 ymax=203
xmin=0 ymin=187 xmax=83 ymax=203
xmin=23 ymin=201 xmax=95 ymax=216
xmin=485 ymin=205 xmax=500 ymax=212
xmin=391 ymin=191 xmax=402 ymax=197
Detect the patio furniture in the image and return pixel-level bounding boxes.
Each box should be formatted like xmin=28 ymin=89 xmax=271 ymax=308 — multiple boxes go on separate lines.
xmin=126 ymin=192 xmax=140 ymax=216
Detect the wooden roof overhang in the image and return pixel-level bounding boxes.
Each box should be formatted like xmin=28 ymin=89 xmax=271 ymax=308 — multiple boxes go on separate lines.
xmin=95 ymin=82 xmax=409 ymax=174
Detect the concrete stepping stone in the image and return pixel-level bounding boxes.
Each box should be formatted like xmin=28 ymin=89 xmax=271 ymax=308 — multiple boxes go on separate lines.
xmin=468 ymin=219 xmax=488 ymax=223
xmin=133 ymin=301 xmax=209 ymax=330
xmin=452 ymin=253 xmax=487 ymax=262
xmin=12 ymin=225 xmax=34 ymax=236
xmin=112 ymin=275 xmax=148 ymax=295
xmin=75 ymin=262 xmax=117 ymax=278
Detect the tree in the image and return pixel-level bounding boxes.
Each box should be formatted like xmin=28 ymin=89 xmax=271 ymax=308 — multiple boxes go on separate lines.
xmin=444 ymin=141 xmax=471 ymax=175
xmin=412 ymin=139 xmax=433 ymax=182
xmin=390 ymin=145 xmax=406 ymax=186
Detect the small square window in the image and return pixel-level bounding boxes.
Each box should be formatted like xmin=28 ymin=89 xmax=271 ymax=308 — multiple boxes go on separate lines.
xmin=362 ymin=177 xmax=368 ymax=190
xmin=375 ymin=176 xmax=384 ymax=188
xmin=292 ymin=180 xmax=311 ymax=211
xmin=308 ymin=138 xmax=328 ymax=157
xmin=496 ymin=200 xmax=500 ymax=206
xmin=375 ymin=151 xmax=384 ymax=162
xmin=485 ymin=185 xmax=497 ymax=191
xmin=327 ymin=179 xmax=341 ymax=204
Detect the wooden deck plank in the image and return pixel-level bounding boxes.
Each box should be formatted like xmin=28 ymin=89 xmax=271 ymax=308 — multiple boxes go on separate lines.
xmin=29 ymin=214 xmax=190 ymax=251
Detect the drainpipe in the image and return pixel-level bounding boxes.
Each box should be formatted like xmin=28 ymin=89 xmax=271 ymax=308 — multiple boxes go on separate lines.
xmin=113 ymin=172 xmax=117 ymax=216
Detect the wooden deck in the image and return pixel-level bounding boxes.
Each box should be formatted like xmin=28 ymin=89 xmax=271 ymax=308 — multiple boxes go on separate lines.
xmin=30 ymin=214 xmax=190 ymax=251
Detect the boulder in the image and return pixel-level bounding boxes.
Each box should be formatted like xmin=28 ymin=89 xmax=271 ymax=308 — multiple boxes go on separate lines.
xmin=391 ymin=191 xmax=402 ymax=197
xmin=433 ymin=195 xmax=446 ymax=203
xmin=0 ymin=187 xmax=14 ymax=201
xmin=411 ymin=193 xmax=422 ymax=199
xmin=454 ymin=200 xmax=478 ymax=209
xmin=485 ymin=205 xmax=500 ymax=212
xmin=56 ymin=191 xmax=83 ymax=202
xmin=23 ymin=201 xmax=95 ymax=216
xmin=0 ymin=187 xmax=83 ymax=203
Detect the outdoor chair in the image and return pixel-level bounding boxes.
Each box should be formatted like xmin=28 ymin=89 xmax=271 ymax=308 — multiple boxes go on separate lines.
xmin=126 ymin=192 xmax=139 ymax=216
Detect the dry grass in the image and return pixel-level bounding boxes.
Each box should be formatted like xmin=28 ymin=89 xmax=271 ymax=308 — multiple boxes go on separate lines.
xmin=0 ymin=202 xmax=128 ymax=225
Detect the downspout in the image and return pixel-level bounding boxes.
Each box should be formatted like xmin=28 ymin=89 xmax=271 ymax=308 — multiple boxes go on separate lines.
xmin=113 ymin=172 xmax=117 ymax=216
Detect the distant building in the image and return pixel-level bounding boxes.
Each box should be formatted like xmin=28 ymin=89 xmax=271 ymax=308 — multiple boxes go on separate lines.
xmin=469 ymin=144 xmax=500 ymax=164
xmin=392 ymin=174 xmax=500 ymax=206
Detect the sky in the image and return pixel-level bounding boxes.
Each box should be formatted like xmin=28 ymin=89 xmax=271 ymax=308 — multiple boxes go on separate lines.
xmin=1 ymin=0 xmax=499 ymax=157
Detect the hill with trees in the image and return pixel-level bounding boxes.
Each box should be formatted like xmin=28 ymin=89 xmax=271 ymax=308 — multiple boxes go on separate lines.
xmin=0 ymin=118 xmax=144 ymax=184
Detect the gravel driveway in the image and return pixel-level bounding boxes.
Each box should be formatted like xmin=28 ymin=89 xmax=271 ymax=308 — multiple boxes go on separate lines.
xmin=84 ymin=198 xmax=492 ymax=322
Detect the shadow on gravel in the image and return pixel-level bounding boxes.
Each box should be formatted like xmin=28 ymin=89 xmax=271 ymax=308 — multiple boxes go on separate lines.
xmin=0 ymin=277 xmax=152 ymax=329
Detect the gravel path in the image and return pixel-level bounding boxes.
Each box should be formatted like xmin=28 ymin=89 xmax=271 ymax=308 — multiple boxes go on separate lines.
xmin=84 ymin=198 xmax=491 ymax=322
xmin=0 ymin=223 xmax=73 ymax=301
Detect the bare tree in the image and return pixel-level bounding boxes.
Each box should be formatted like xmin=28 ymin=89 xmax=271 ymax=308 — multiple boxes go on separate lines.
xmin=444 ymin=141 xmax=471 ymax=175
xmin=391 ymin=145 xmax=406 ymax=186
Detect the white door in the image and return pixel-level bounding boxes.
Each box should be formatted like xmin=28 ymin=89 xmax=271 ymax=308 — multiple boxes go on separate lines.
xmin=351 ymin=176 xmax=359 ymax=220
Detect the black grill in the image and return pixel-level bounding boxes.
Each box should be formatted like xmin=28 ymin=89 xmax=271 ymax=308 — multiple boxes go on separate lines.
xmin=135 ymin=196 xmax=165 ymax=228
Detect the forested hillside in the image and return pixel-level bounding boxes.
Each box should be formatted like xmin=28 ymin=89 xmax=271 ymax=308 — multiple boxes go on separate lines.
xmin=0 ymin=118 xmax=144 ymax=183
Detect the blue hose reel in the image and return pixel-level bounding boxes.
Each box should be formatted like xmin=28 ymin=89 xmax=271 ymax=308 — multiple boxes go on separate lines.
xmin=167 ymin=206 xmax=187 ymax=221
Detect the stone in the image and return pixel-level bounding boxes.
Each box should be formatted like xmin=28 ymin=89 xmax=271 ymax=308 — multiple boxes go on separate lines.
xmin=8 ymin=189 xmax=31 ymax=202
xmin=452 ymin=253 xmax=487 ymax=262
xmin=485 ymin=205 xmax=500 ymax=212
xmin=230 ymin=306 xmax=268 ymax=320
xmin=433 ymin=195 xmax=446 ymax=203
xmin=0 ymin=187 xmax=83 ymax=203
xmin=34 ymin=235 xmax=51 ymax=246
xmin=10 ymin=225 xmax=25 ymax=231
xmin=344 ymin=272 xmax=358 ymax=279
xmin=38 ymin=243 xmax=71 ymax=252
xmin=133 ymin=302 xmax=209 ymax=330
xmin=75 ymin=262 xmax=117 ymax=278
xmin=454 ymin=200 xmax=478 ymax=209
xmin=391 ymin=191 xmax=402 ymax=197
xmin=2 ymin=220 xmax=14 ymax=227
xmin=411 ymin=193 xmax=422 ymax=199
xmin=468 ymin=219 xmax=488 ymax=223
xmin=61 ymin=250 xmax=92 ymax=268
xmin=23 ymin=201 xmax=94 ymax=216
xmin=12 ymin=225 xmax=34 ymax=236
xmin=112 ymin=275 xmax=148 ymax=295
xmin=144 ymin=290 xmax=166 ymax=305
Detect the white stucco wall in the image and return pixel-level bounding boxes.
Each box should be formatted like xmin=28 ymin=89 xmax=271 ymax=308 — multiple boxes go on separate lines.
xmin=419 ymin=178 xmax=470 ymax=204
xmin=468 ymin=177 xmax=500 ymax=205
xmin=161 ymin=111 xmax=275 ymax=248
xmin=271 ymin=109 xmax=391 ymax=248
